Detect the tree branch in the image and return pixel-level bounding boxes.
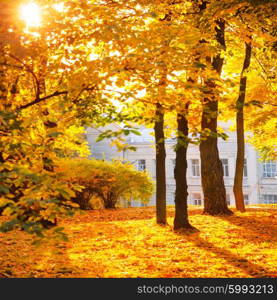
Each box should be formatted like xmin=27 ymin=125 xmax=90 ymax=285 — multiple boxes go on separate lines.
xmin=9 ymin=53 xmax=41 ymax=99
xmin=17 ymin=91 xmax=68 ymax=111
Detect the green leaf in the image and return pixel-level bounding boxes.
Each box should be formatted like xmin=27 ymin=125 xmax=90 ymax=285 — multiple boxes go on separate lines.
xmin=0 ymin=186 xmax=9 ymax=194
xmin=47 ymin=132 xmax=63 ymax=138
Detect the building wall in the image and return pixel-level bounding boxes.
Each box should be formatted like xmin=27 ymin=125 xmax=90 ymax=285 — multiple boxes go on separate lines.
xmin=86 ymin=124 xmax=124 ymax=161
xmin=87 ymin=125 xmax=277 ymax=206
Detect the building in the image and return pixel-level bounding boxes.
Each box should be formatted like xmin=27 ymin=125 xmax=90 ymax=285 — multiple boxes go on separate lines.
xmin=86 ymin=125 xmax=277 ymax=206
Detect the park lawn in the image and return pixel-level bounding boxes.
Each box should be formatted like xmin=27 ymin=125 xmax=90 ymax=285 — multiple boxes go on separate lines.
xmin=0 ymin=206 xmax=276 ymax=278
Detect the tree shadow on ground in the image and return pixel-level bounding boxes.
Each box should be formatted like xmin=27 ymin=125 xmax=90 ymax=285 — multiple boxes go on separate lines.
xmin=175 ymin=230 xmax=276 ymax=278
xmin=216 ymin=213 xmax=277 ymax=244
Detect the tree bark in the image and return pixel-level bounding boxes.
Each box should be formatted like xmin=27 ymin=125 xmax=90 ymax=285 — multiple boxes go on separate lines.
xmin=200 ymin=19 xmax=233 ymax=215
xmin=104 ymin=193 xmax=117 ymax=209
xmin=174 ymin=110 xmax=195 ymax=229
xmin=233 ymin=40 xmax=252 ymax=212
xmin=154 ymin=102 xmax=167 ymax=224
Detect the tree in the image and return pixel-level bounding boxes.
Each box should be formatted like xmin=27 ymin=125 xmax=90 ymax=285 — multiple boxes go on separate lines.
xmin=0 ymin=0 xmax=127 ymax=236
xmin=196 ymin=2 xmax=232 ymax=215
xmin=58 ymin=158 xmax=153 ymax=209
xmin=1 ymin=0 xmax=275 ymax=236
xmin=154 ymin=103 xmax=167 ymax=224
xmin=111 ymin=2 xmax=201 ymax=227
xmin=173 ymin=108 xmax=195 ymax=230
xmin=191 ymin=0 xmax=274 ymax=215
xmin=154 ymin=16 xmax=171 ymax=225
xmin=233 ymin=39 xmax=252 ymax=212
xmin=219 ymin=0 xmax=276 ymax=208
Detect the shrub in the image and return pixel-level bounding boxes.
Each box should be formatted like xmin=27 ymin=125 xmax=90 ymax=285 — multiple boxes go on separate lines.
xmin=56 ymin=158 xmax=154 ymax=209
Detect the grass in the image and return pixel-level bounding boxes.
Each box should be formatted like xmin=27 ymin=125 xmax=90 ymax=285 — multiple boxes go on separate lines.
xmin=0 ymin=206 xmax=276 ymax=278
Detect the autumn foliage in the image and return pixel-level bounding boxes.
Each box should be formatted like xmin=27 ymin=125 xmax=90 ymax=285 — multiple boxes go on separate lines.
xmin=0 ymin=0 xmax=276 ymax=235
xmin=0 ymin=206 xmax=276 ymax=278
xmin=57 ymin=158 xmax=153 ymax=209
xmin=0 ymin=1 xmax=276 ymax=284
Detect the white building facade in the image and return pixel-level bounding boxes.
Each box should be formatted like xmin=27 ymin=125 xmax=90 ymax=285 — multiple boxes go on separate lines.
xmin=86 ymin=125 xmax=277 ymax=206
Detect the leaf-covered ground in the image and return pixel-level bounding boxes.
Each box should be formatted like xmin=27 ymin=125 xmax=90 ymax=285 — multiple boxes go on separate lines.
xmin=0 ymin=206 xmax=276 ymax=278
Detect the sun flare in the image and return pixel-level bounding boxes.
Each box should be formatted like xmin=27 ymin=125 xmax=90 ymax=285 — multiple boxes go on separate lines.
xmin=53 ymin=3 xmax=65 ymax=13
xmin=20 ymin=2 xmax=41 ymax=27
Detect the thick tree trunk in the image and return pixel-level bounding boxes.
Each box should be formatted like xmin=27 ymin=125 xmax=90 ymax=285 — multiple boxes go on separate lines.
xmin=233 ymin=41 xmax=252 ymax=212
xmin=200 ymin=19 xmax=233 ymax=215
xmin=154 ymin=103 xmax=167 ymax=224
xmin=200 ymin=101 xmax=232 ymax=215
xmin=174 ymin=111 xmax=195 ymax=229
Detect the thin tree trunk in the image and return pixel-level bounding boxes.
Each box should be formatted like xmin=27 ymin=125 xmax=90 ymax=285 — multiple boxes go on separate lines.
xmin=0 ymin=28 xmax=10 ymax=204
xmin=200 ymin=19 xmax=233 ymax=215
xmin=0 ymin=45 xmax=8 ymax=107
xmin=174 ymin=109 xmax=195 ymax=230
xmin=233 ymin=40 xmax=252 ymax=212
xmin=154 ymin=102 xmax=166 ymax=224
xmin=154 ymin=41 xmax=168 ymax=224
xmin=0 ymin=54 xmax=7 ymax=212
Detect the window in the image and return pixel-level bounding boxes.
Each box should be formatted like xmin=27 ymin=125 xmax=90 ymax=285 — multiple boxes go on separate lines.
xmin=172 ymin=192 xmax=175 ymax=203
xmin=226 ymin=194 xmax=230 ymax=206
xmin=243 ymin=159 xmax=248 ymax=178
xmin=244 ymin=194 xmax=249 ymax=205
xmin=221 ymin=159 xmax=229 ymax=177
xmin=172 ymin=159 xmax=176 ymax=177
xmin=191 ymin=159 xmax=200 ymax=177
xmin=172 ymin=159 xmax=176 ymax=168
xmin=192 ymin=193 xmax=201 ymax=205
xmin=263 ymin=161 xmax=277 ymax=178
xmin=138 ymin=159 xmax=146 ymax=171
xmin=261 ymin=194 xmax=277 ymax=204
xmin=152 ymin=159 xmax=156 ymax=177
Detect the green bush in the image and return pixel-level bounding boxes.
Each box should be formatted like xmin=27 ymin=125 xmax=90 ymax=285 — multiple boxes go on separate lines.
xmin=57 ymin=158 xmax=154 ymax=209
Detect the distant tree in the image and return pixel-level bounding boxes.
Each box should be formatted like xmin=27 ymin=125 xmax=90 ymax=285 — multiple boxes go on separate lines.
xmin=57 ymin=159 xmax=153 ymax=209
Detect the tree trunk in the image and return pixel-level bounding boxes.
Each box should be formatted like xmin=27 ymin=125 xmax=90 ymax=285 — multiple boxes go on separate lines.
xmin=200 ymin=19 xmax=233 ymax=215
xmin=0 ymin=39 xmax=8 ymax=107
xmin=200 ymin=101 xmax=232 ymax=215
xmin=104 ymin=192 xmax=117 ymax=209
xmin=174 ymin=110 xmax=195 ymax=230
xmin=233 ymin=40 xmax=252 ymax=212
xmin=154 ymin=103 xmax=167 ymax=224
xmin=0 ymin=28 xmax=11 ymax=208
